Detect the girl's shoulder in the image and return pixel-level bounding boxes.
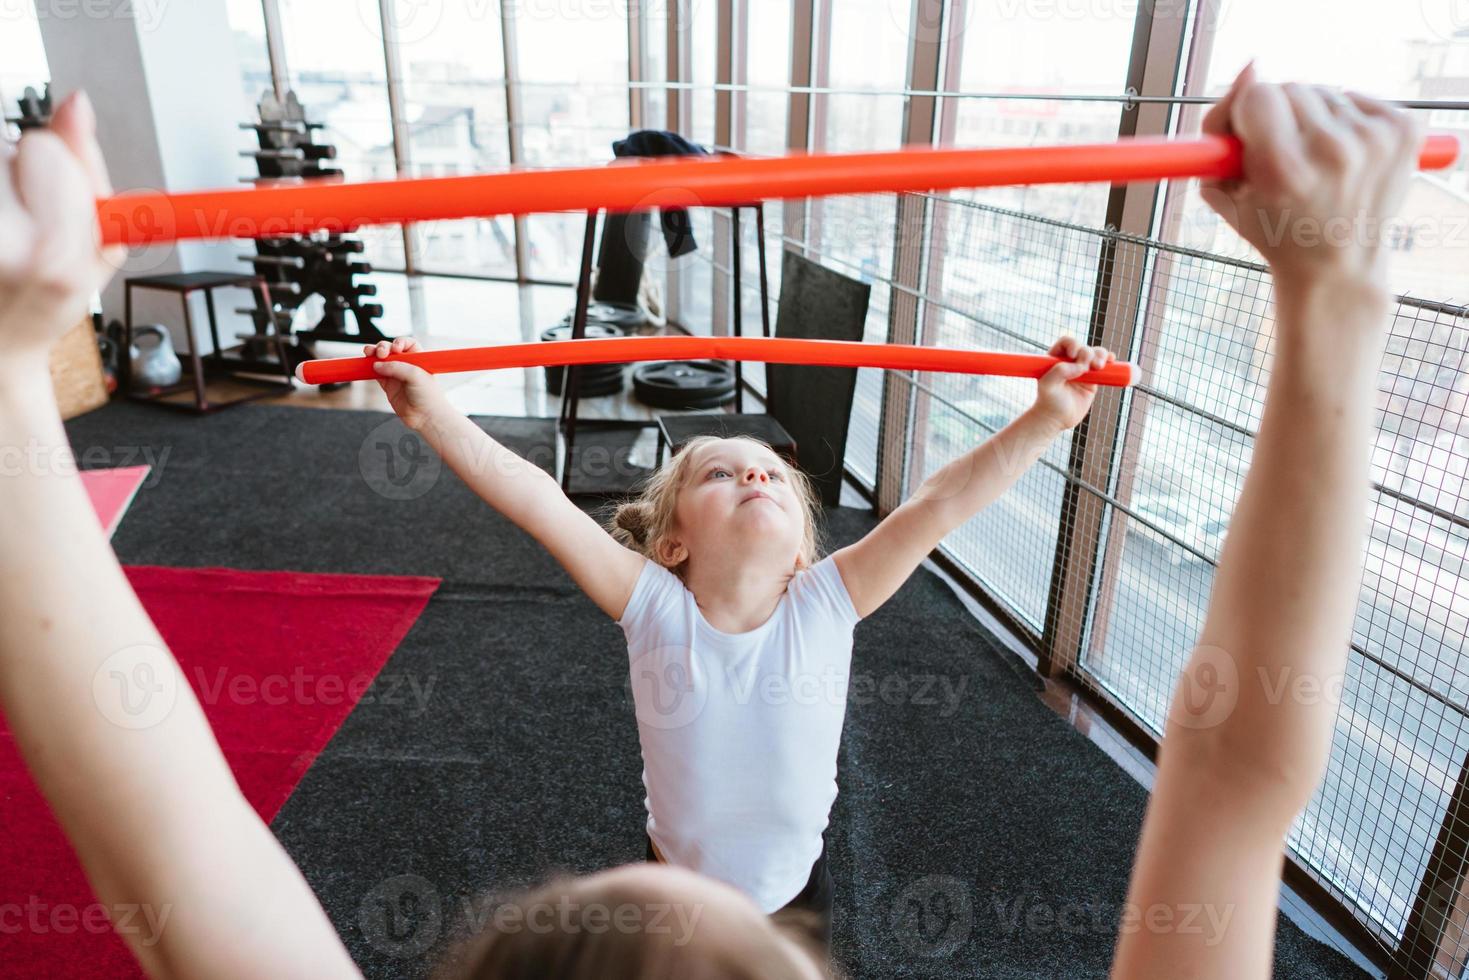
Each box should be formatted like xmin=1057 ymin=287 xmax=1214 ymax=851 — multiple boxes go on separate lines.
xmin=789 ymin=554 xmax=861 ymax=625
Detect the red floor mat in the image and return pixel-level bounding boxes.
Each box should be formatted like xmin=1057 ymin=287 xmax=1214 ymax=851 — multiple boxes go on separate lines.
xmin=0 ymin=565 xmax=440 ymax=978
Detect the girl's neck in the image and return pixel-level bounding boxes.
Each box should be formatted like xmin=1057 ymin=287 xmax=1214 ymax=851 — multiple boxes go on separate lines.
xmin=683 ymin=553 xmax=796 ymax=634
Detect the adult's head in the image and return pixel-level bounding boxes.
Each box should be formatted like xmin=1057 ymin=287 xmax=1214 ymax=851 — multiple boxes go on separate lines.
xmin=437 ymin=863 xmax=830 ymax=978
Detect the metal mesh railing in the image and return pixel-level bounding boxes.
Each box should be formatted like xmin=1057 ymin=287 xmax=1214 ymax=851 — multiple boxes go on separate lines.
xmin=899 ymin=193 xmax=1469 ymax=974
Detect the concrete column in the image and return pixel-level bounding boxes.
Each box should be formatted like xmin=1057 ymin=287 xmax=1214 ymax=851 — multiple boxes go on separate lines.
xmin=36 ymin=0 xmax=255 ymax=354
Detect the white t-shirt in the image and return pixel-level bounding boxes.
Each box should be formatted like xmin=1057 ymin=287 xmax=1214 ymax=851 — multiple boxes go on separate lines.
xmin=617 ymin=555 xmax=862 ymax=912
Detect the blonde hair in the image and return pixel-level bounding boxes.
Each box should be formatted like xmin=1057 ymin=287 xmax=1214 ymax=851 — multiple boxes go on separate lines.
xmin=609 ymin=436 xmax=821 ymax=575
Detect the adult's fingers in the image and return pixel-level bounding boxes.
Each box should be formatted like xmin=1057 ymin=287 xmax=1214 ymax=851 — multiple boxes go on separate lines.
xmin=1201 ymin=63 xmax=1257 ymax=199
xmin=13 ymin=132 xmax=95 ymax=277
xmin=0 ymin=148 xmax=29 ymax=272
xmin=1231 ymin=82 xmax=1310 ymax=198
xmin=49 ymin=92 xmax=114 ymax=198
xmin=1281 ymin=83 xmax=1355 ymax=173
xmin=1202 ymin=62 xmax=1257 ymax=138
xmin=1343 ymin=92 xmax=1423 ymax=216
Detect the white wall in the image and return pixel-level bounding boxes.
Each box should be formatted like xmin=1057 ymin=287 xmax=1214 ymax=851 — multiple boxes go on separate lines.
xmin=36 ymin=0 xmax=256 ymax=355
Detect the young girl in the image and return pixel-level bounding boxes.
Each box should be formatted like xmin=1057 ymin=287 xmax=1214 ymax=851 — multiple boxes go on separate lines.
xmin=0 ymin=70 xmax=1427 ymax=979
xmin=365 ymin=329 xmax=1116 ymax=939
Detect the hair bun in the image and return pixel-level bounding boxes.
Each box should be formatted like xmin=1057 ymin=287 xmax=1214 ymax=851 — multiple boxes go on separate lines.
xmin=613 ymin=502 xmax=651 ymax=547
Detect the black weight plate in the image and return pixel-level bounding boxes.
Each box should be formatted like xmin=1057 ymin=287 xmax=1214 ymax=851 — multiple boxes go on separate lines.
xmin=633 ymin=360 xmax=734 ymax=397
xmin=585 ymin=301 xmax=649 ymax=330
xmin=540 ymin=322 xmax=627 ymax=343
xmin=556 ymin=302 xmax=648 ymax=331
xmin=631 ymin=361 xmax=736 ymax=409
xmin=545 ymin=364 xmax=625 ymax=387
xmin=654 ymin=389 xmax=736 ymax=410
xmin=547 ymin=367 xmax=625 ymax=397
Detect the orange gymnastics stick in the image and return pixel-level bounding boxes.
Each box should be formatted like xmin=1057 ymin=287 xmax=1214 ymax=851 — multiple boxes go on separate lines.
xmin=97 ymin=134 xmax=1461 ymax=247
xmin=296 ymin=336 xmax=1141 ymax=387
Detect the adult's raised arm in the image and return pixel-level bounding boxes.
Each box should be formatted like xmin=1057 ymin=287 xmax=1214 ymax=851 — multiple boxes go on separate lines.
xmin=1111 ymin=68 xmax=1423 ymax=979
xmin=0 ymin=93 xmax=358 ymax=979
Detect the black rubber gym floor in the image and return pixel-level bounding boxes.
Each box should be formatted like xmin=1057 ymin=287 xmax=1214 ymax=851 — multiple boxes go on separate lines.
xmin=63 ymin=401 xmax=1366 ymax=979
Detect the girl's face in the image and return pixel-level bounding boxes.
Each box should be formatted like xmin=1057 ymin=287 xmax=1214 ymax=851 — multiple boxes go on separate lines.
xmin=664 ymin=439 xmax=805 ymax=570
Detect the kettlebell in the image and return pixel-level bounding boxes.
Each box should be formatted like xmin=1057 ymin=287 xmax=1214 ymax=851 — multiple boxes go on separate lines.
xmin=129 ymin=324 xmax=183 ymax=391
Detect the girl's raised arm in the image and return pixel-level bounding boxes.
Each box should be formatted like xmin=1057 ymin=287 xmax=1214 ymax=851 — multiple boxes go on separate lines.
xmin=371 ymin=345 xmax=646 ymax=620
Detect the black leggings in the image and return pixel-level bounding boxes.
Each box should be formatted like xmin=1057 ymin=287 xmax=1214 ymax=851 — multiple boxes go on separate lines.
xmin=645 ymin=834 xmax=834 ymax=948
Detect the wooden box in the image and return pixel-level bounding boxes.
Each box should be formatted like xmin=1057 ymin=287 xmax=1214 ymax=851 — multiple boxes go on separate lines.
xmin=48 ymin=319 xmax=109 ymax=420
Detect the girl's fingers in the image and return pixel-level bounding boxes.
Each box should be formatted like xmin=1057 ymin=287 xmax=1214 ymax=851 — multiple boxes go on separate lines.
xmin=1050 ymin=336 xmax=1079 ymax=358
xmin=1047 ymin=360 xmax=1087 ymax=383
xmin=373 ymin=360 xmax=424 ymax=382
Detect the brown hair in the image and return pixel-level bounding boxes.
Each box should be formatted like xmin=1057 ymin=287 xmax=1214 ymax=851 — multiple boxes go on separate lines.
xmin=608 ymin=436 xmax=822 ymax=575
xmin=434 ymin=875 xmax=834 ymax=979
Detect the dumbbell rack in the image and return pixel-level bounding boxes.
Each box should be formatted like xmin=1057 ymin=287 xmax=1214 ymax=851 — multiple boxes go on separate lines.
xmin=12 ymin=84 xmax=51 ymax=133
xmin=228 ymin=91 xmax=387 ymax=384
